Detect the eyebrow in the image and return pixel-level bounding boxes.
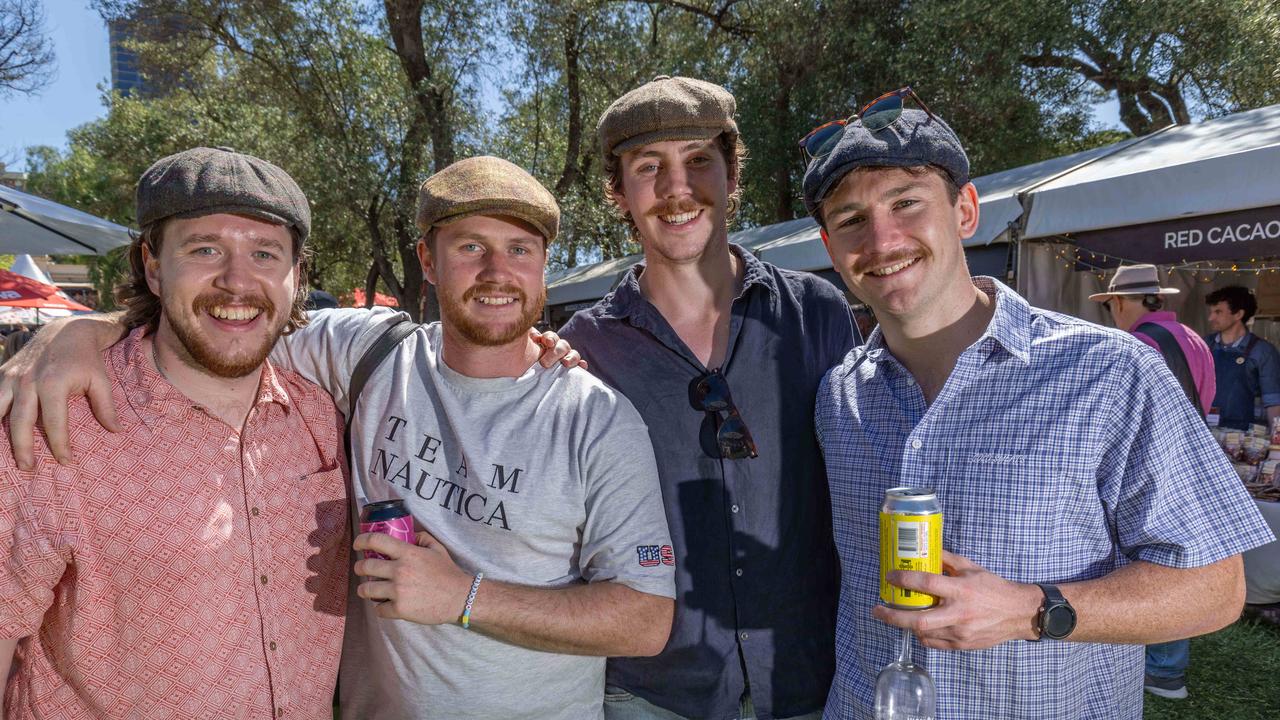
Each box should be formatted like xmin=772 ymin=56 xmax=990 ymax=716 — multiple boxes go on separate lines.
xmin=633 ymin=140 xmax=714 ymax=159
xmin=177 ymin=233 xmax=288 ymax=254
xmin=825 ymin=181 xmax=928 ymax=218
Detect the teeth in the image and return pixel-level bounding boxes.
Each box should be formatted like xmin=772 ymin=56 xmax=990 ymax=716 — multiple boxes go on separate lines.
xmin=476 ymin=297 xmax=516 ymax=306
xmin=869 ymin=259 xmax=917 ymax=277
xmin=210 ymin=305 xmax=262 ymax=321
xmin=661 ymin=211 xmax=699 ymax=224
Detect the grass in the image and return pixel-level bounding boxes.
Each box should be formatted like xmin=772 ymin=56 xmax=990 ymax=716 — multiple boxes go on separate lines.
xmin=1144 ymin=617 xmax=1280 ymax=720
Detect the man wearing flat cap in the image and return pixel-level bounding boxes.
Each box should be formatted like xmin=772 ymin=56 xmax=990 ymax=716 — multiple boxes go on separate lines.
xmin=561 ymin=75 xmax=859 ymax=720
xmin=0 ymin=146 xmax=350 ymax=719
xmin=2 ymin=155 xmax=673 ymax=720
xmin=803 ymin=95 xmax=1272 ymax=718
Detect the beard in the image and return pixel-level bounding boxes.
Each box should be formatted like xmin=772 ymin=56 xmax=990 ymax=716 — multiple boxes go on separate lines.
xmin=162 ymin=289 xmax=285 ymax=379
xmin=438 ymin=282 xmax=545 ymax=347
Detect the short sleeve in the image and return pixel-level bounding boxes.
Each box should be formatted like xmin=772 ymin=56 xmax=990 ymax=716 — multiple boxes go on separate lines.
xmin=1099 ymin=348 xmax=1274 ymax=567
xmin=576 ymin=387 xmax=675 ymax=599
xmin=269 ymin=308 xmax=410 ymax=415
xmin=0 ymin=445 xmax=76 ymax=639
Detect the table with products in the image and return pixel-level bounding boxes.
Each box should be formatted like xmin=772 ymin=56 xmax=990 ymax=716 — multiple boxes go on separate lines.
xmin=1211 ymin=421 xmax=1280 ymax=605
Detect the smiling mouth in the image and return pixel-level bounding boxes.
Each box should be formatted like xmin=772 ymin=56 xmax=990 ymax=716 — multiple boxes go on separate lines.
xmin=868 ymin=257 xmax=920 ymax=277
xmin=475 ymin=296 xmax=517 ymax=306
xmin=208 ymin=305 xmax=263 ymax=322
xmin=659 ymin=210 xmax=702 ymax=226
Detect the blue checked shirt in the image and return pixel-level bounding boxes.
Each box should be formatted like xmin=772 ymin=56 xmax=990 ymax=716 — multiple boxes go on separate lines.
xmin=815 ymin=278 xmax=1274 ymax=720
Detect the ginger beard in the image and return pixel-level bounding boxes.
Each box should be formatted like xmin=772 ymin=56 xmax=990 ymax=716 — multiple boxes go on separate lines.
xmin=439 ymin=282 xmax=546 ymax=347
xmin=160 ymin=289 xmax=285 ymax=378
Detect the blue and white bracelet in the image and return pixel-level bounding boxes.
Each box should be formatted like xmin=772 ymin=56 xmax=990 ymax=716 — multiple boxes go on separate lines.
xmin=460 ymin=572 xmax=484 ymax=629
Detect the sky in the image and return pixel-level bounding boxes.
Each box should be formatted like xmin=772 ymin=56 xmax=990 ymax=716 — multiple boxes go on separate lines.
xmin=1 ymin=0 xmax=1126 ymax=174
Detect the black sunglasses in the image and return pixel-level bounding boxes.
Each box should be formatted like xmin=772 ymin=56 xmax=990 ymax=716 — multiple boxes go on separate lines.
xmin=692 ymin=371 xmax=759 ymax=460
xmin=798 ymin=86 xmax=936 ymax=161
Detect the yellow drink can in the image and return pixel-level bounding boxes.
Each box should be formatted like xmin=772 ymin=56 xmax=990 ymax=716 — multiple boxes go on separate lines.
xmin=879 ymin=487 xmax=943 ymax=608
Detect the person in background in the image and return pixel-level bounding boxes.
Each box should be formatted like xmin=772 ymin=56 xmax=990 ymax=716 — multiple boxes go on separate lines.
xmin=1204 ymin=285 xmax=1280 ymax=430
xmin=1089 ymin=264 xmax=1215 ymax=699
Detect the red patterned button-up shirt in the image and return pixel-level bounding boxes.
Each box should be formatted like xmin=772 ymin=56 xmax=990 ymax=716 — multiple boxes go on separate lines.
xmin=0 ymin=328 xmax=349 ymax=719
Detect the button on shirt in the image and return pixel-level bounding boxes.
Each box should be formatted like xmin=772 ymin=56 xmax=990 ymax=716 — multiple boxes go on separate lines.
xmin=816 ymin=278 xmax=1274 ymax=720
xmin=561 ymin=246 xmax=859 ymax=720
xmin=0 ymin=328 xmax=349 ymax=720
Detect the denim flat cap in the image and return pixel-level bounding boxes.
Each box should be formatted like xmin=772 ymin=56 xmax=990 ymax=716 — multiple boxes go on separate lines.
xmin=597 ymin=75 xmax=737 ymax=161
xmin=802 ymin=109 xmax=969 ymax=219
xmin=416 ymin=156 xmax=560 ymax=244
xmin=136 ymin=146 xmax=310 ymax=245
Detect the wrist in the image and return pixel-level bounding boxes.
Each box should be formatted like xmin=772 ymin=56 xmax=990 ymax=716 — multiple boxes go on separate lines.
xmin=1017 ymin=582 xmax=1045 ymax=641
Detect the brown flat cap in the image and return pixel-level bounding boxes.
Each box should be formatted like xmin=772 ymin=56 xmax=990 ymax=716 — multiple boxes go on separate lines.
xmin=136 ymin=146 xmax=310 ymax=245
xmin=416 ymin=156 xmax=560 ymax=243
xmin=597 ymin=75 xmax=737 ymax=159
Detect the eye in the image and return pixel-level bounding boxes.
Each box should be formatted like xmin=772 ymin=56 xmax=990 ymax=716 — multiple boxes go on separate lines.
xmin=193 ymin=246 xmax=218 ymax=256
xmin=894 ymin=198 xmax=919 ymax=210
xmin=837 ymin=215 xmax=866 ymax=229
xmin=688 ymin=155 xmax=711 ymax=167
xmin=253 ymin=250 xmax=280 ymax=261
xmin=634 ymin=162 xmax=659 ymax=175
xmin=462 ymin=242 xmax=483 ymax=252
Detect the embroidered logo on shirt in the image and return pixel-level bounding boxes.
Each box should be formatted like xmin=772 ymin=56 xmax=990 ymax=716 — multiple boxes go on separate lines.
xmin=968 ymin=452 xmax=1026 ymax=465
xmin=637 ymin=545 xmax=676 ymax=567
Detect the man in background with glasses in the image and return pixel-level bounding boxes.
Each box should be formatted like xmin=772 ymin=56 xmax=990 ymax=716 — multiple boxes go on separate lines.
xmin=560 ymin=75 xmax=860 ymax=720
xmin=803 ymin=96 xmax=1272 ymax=719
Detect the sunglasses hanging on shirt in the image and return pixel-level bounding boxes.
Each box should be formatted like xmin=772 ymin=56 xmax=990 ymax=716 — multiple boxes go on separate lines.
xmin=691 ymin=370 xmax=759 ymax=460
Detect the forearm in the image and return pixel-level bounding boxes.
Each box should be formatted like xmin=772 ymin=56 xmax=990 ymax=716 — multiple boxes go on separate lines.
xmin=468 ymin=580 xmax=673 ymax=657
xmin=30 ymin=312 xmax=128 ymax=356
xmin=1059 ymin=556 xmax=1244 ymax=644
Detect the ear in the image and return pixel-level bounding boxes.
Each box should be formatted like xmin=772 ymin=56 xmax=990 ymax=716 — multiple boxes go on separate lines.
xmin=417 ymin=237 xmax=438 ymax=286
xmin=956 ymin=182 xmax=980 ymax=241
xmin=142 ymin=240 xmax=162 ymax=296
xmin=819 ymin=226 xmax=830 ymax=247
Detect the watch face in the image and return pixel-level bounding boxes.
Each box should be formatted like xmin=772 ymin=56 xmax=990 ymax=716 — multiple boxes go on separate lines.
xmin=1044 ymin=604 xmax=1076 ymax=639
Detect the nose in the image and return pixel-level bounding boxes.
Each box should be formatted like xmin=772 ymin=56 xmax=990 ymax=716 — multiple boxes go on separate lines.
xmin=863 ymin=207 xmax=906 ymax=253
xmin=212 ymin=249 xmax=258 ymax=295
xmin=475 ymin=248 xmax=515 ymax=285
xmin=655 ymin=161 xmax=691 ymax=200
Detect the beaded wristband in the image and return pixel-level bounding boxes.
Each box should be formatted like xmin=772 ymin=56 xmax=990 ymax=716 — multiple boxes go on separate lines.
xmin=460 ymin=572 xmax=484 ymax=629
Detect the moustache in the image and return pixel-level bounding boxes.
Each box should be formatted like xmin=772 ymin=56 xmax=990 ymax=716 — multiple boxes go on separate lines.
xmin=192 ymin=292 xmax=276 ymax=318
xmin=852 ymin=248 xmax=927 ymax=276
xmin=645 ymin=197 xmax=709 ymax=217
xmin=462 ymin=284 xmax=527 ymax=304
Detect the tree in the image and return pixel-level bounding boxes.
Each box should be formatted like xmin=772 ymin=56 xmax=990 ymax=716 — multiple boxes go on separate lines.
xmin=0 ymin=0 xmax=55 ymax=98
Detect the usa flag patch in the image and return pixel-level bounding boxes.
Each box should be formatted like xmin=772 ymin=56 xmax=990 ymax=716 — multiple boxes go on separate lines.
xmin=637 ymin=545 xmax=676 ymax=567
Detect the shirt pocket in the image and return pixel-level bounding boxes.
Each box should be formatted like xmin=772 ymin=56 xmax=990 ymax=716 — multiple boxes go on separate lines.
xmin=938 ymin=448 xmax=1092 ymax=583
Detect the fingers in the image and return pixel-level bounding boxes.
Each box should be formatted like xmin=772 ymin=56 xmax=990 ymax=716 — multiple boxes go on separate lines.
xmin=353 ymin=531 xmax=413 ymax=559
xmin=86 ymin=372 xmax=122 ymax=433
xmin=356 ymin=579 xmax=395 ymax=602
xmin=886 ymin=569 xmax=954 ymax=598
xmin=560 ymin=349 xmax=582 ymax=369
xmin=941 ymin=549 xmax=982 ymax=573
xmin=353 ymin=556 xmax=396 ymax=580
xmin=10 ymin=390 xmax=38 ymax=471
xmin=414 ymin=530 xmax=439 ymax=548
xmin=40 ymin=392 xmax=73 ymax=466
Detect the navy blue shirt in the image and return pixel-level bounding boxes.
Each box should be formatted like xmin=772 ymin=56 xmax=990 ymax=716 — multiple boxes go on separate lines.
xmin=560 ymin=246 xmax=859 ymax=720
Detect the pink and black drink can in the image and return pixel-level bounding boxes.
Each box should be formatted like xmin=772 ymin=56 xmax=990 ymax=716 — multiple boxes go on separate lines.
xmin=359 ymin=499 xmax=415 ymax=560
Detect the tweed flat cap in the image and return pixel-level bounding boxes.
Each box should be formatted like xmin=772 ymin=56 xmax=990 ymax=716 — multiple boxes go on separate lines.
xmin=802 ymin=109 xmax=969 ymax=218
xmin=136 ymin=146 xmax=311 ymax=244
xmin=416 ymin=156 xmax=560 ymax=243
xmin=597 ymin=75 xmax=737 ymax=159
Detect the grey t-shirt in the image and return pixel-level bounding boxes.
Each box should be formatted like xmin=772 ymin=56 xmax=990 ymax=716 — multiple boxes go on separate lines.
xmin=271 ymin=309 xmax=675 ymax=720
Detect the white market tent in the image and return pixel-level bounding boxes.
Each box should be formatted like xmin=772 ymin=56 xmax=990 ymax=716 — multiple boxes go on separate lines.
xmin=1017 ymin=103 xmax=1280 ymax=331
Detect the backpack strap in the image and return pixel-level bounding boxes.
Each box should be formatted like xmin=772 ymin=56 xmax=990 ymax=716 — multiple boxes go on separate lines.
xmin=1136 ymin=322 xmax=1204 ymax=420
xmin=344 ymin=317 xmax=417 ymax=460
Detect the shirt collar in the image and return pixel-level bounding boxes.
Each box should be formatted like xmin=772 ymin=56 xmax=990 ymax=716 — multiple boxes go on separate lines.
xmin=113 ymin=327 xmax=293 ymax=425
xmin=862 ymin=276 xmax=1031 ymax=366
xmin=598 ymin=242 xmax=777 ymax=321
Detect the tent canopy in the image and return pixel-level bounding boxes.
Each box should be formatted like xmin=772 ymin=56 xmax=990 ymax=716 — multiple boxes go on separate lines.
xmin=0 ymin=184 xmax=134 ymax=255
xmin=1022 ymin=103 xmax=1280 ymax=240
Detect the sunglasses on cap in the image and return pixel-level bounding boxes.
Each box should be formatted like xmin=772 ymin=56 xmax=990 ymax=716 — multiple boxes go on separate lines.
xmin=691 ymin=370 xmax=758 ymax=460
xmin=798 ymin=86 xmax=935 ymax=162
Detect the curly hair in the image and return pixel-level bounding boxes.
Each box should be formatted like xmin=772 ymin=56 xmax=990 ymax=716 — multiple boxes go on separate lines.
xmin=602 ymin=131 xmax=748 ymax=239
xmin=115 ymin=219 xmax=311 ymax=335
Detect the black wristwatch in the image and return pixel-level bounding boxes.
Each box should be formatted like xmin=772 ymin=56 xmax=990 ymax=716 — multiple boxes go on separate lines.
xmin=1032 ymin=583 xmax=1077 ymax=641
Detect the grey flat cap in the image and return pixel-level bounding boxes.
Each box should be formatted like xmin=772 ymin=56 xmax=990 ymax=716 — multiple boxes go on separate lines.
xmin=802 ymin=109 xmax=969 ymax=218
xmin=416 ymin=156 xmax=560 ymax=243
xmin=136 ymin=146 xmax=311 ymax=245
xmin=597 ymin=75 xmax=737 ymax=160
